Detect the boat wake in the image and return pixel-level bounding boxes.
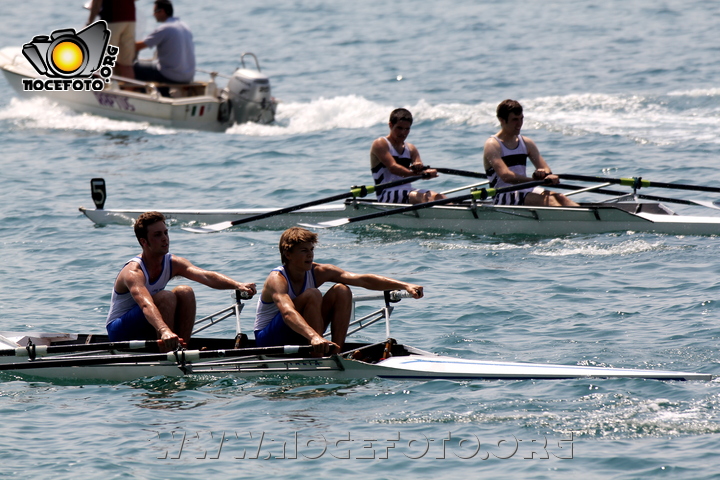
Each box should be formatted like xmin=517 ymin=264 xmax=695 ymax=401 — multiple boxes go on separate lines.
xmin=3 ymin=89 xmax=720 ymax=144
xmin=419 ymin=236 xmax=671 ymax=256
xmin=0 ymin=97 xmax=176 ymax=134
xmin=227 ymin=91 xmax=720 ymax=146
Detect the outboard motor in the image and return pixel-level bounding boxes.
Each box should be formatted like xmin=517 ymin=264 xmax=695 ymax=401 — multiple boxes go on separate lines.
xmin=225 ymin=53 xmax=276 ymax=125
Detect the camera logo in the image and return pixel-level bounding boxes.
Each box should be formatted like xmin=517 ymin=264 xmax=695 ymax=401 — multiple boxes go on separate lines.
xmin=21 ymin=21 xmax=118 ymax=92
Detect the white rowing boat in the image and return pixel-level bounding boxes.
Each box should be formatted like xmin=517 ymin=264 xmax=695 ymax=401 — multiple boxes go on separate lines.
xmin=0 ymin=46 xmax=276 ymax=131
xmin=78 ymin=178 xmax=720 ymax=236
xmin=0 ymin=291 xmax=711 ymax=382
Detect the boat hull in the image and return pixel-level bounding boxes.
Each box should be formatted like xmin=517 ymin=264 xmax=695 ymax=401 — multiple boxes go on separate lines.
xmin=0 ymin=47 xmax=275 ymax=132
xmin=0 ymin=334 xmax=710 ymax=382
xmin=79 ymin=200 xmax=720 ymax=236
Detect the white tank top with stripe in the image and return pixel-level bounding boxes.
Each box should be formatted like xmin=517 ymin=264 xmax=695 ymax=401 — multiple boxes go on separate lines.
xmin=106 ymin=253 xmax=173 ymax=325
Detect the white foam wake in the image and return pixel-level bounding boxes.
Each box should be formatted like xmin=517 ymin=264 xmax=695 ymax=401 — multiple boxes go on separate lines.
xmin=0 ymin=97 xmax=175 ymax=134
xmin=3 ymin=90 xmax=720 ymax=145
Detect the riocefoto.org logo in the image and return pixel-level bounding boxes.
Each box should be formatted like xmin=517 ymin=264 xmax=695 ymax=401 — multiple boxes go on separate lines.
xmin=21 ymin=20 xmax=118 ymax=92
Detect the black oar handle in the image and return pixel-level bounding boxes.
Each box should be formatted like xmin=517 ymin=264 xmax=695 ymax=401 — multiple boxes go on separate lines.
xmin=434 ymin=167 xmax=489 ymax=179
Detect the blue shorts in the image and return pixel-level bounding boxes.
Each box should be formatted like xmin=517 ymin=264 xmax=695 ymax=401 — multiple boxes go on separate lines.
xmin=106 ymin=304 xmax=157 ymax=341
xmin=254 ymin=312 xmax=307 ymax=347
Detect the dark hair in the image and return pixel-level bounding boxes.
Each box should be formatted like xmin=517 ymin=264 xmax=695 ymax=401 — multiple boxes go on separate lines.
xmin=154 ymin=0 xmax=173 ymax=17
xmin=134 ymin=211 xmax=166 ymax=245
xmin=389 ymin=108 xmax=413 ymax=126
xmin=496 ymin=99 xmax=523 ymax=122
xmin=279 ymin=227 xmax=318 ymax=264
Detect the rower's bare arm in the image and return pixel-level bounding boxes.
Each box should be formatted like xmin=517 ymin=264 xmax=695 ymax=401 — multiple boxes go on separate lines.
xmin=265 ymin=274 xmax=327 ymax=345
xmin=371 ymin=138 xmax=415 ymax=177
xmin=409 ymin=144 xmax=438 ymax=178
xmin=272 ymin=292 xmax=322 ymax=340
xmin=315 ymin=264 xmax=424 ymax=298
xmin=122 ymin=268 xmax=175 ymax=341
xmin=173 ymin=257 xmax=257 ymax=295
xmin=525 ymin=137 xmax=559 ymax=184
xmin=483 ymin=138 xmax=531 ymax=184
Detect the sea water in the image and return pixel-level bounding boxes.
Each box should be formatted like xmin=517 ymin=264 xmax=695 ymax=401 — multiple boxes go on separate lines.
xmin=1 ymin=1 xmax=720 ymax=478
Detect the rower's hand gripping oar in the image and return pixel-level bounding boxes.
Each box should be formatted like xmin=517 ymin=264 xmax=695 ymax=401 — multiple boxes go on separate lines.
xmin=300 ymin=179 xmax=549 ymax=229
xmin=181 ymin=175 xmax=425 ymax=233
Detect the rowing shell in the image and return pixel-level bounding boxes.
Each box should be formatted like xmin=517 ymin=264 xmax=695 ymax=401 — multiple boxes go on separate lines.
xmin=0 ymin=333 xmax=710 ymax=382
xmin=80 ymin=198 xmax=720 ymax=236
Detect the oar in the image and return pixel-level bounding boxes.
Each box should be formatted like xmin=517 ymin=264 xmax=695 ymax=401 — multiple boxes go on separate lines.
xmin=436 ymin=168 xmax=720 ymax=210
xmin=557 ymin=174 xmax=720 ymax=194
xmin=0 ymin=339 xmax=162 ymax=358
xmin=562 ymin=182 xmax=614 ymax=196
xmin=434 ymin=167 xmax=488 ymax=180
xmin=182 ymin=176 xmax=425 ymax=233
xmin=440 ymin=180 xmax=489 ymax=195
xmin=0 ymin=344 xmax=315 ymax=371
xmin=300 ymin=180 xmax=548 ymax=229
xmin=552 ymin=184 xmax=720 ymax=211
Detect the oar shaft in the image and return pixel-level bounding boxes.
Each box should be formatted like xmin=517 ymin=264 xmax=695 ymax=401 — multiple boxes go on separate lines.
xmin=441 ymin=181 xmax=489 ymax=195
xmin=558 ymin=174 xmax=720 ymax=194
xmin=438 ymin=168 xmax=720 ymax=195
xmin=552 ymin=184 xmax=720 ymax=209
xmin=0 ymin=345 xmax=316 ymax=371
xmin=0 ymin=339 xmax=161 ymax=357
xmin=227 ymin=175 xmax=425 ymax=228
xmin=435 ymin=167 xmax=488 ymax=180
xmin=339 ymin=180 xmax=548 ymax=225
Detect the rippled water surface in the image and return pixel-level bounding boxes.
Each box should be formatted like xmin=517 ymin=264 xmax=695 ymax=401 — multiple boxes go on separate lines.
xmin=2 ymin=1 xmax=720 ymax=478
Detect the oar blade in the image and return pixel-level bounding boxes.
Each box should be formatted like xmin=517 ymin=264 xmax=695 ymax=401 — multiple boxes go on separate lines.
xmin=181 ymin=221 xmax=235 ymax=234
xmin=298 ymin=218 xmax=351 ymax=229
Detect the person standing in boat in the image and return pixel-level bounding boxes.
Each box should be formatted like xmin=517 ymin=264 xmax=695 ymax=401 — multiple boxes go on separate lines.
xmin=370 ymin=108 xmax=446 ymax=204
xmin=106 ymin=211 xmax=256 ymax=350
xmin=133 ymin=0 xmax=195 ymax=84
xmin=255 ymin=227 xmax=425 ymax=355
xmin=483 ymin=99 xmax=578 ymax=206
xmin=87 ymin=0 xmax=136 ymax=79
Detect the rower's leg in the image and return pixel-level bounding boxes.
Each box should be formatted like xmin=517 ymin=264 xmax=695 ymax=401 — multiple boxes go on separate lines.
xmin=153 ymin=290 xmax=178 ymax=334
xmin=292 ymin=288 xmax=324 ymax=336
xmin=409 ymin=190 xmax=446 ymax=204
xmin=171 ymin=285 xmax=196 ymax=343
xmin=321 ymin=283 xmax=352 ymax=349
xmin=524 ymin=191 xmax=579 ymax=207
